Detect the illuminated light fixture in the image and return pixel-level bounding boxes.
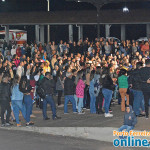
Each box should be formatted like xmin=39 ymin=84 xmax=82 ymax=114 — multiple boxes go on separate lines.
xmin=123 ymin=6 xmax=129 ymax=13
xmin=78 ymin=0 xmax=81 ymax=2
xmin=2 ymin=0 xmax=5 ymax=2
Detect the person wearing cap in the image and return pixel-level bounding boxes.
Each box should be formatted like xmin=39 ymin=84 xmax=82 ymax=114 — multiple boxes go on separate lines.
xmin=64 ymin=72 xmax=77 ymax=114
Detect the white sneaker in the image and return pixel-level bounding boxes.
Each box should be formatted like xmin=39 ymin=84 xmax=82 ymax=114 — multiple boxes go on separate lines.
xmin=78 ymin=111 xmax=85 ymax=115
xmin=104 ymin=113 xmax=113 ymax=117
xmin=58 ymin=104 xmax=64 ymax=108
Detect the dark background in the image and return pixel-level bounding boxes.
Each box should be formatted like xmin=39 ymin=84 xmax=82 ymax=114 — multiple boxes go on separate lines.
xmin=0 ymin=0 xmax=149 ymax=43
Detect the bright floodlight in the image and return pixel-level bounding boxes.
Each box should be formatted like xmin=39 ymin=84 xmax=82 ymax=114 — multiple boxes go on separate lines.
xmin=2 ymin=0 xmax=5 ymax=2
xmin=123 ymin=6 xmax=129 ymax=13
xmin=78 ymin=0 xmax=81 ymax=2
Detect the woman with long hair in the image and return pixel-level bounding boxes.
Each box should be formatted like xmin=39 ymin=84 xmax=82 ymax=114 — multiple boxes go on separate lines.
xmin=102 ymin=67 xmax=114 ymax=117
xmin=75 ymin=70 xmax=85 ymax=114
xmin=19 ymin=76 xmax=34 ymax=126
xmin=11 ymin=75 xmax=26 ymax=127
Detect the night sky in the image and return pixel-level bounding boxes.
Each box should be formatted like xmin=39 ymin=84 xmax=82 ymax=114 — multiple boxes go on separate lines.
xmin=1 ymin=0 xmax=150 ymax=12
xmin=0 ymin=0 xmax=150 ymax=43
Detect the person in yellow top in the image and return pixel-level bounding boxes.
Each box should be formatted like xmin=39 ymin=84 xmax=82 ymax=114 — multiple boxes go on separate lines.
xmin=43 ymin=61 xmax=51 ymax=75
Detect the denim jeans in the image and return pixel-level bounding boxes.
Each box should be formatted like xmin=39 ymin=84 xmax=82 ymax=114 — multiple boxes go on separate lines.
xmin=90 ymin=93 xmax=96 ymax=113
xmin=118 ymin=125 xmax=134 ymax=139
xmin=64 ymin=95 xmax=76 ymax=113
xmin=102 ymin=88 xmax=113 ymax=113
xmin=74 ymin=95 xmax=83 ymax=113
xmin=132 ymin=89 xmax=145 ymax=115
xmin=43 ymin=95 xmax=56 ymax=119
xmin=12 ymin=100 xmax=26 ymax=124
xmin=24 ymin=95 xmax=33 ymax=123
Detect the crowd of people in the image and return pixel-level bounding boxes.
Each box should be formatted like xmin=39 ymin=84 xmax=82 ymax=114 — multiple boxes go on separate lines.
xmin=0 ymin=37 xmax=150 ymax=127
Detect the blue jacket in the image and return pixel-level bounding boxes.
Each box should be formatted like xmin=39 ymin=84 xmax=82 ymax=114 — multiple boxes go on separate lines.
xmin=124 ymin=105 xmax=137 ymax=127
xmin=11 ymin=84 xmax=24 ymax=101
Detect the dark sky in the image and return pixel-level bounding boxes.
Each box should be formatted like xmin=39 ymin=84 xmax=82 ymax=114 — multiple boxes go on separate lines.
xmin=0 ymin=0 xmax=149 ymax=43
xmin=0 ymin=0 xmax=150 ymax=12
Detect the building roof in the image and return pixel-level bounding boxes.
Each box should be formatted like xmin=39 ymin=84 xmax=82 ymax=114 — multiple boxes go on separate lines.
xmin=0 ymin=9 xmax=150 ymax=25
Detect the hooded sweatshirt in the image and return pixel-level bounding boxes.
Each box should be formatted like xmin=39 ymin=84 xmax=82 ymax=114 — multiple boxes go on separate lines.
xmin=124 ymin=105 xmax=137 ymax=127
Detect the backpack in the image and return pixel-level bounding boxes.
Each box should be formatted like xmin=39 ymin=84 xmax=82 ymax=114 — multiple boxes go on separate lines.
xmin=36 ymin=85 xmax=46 ymax=99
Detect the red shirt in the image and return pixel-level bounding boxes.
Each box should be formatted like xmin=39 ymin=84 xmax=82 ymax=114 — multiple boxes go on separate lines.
xmin=16 ymin=47 xmax=22 ymax=57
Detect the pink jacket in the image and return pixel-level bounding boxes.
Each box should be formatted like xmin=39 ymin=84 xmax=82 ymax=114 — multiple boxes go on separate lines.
xmin=76 ymin=79 xmax=85 ymax=98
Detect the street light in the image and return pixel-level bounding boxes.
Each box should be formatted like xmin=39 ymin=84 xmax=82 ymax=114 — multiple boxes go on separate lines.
xmin=47 ymin=0 xmax=50 ymax=43
xmin=123 ymin=6 xmax=129 ymax=13
xmin=2 ymin=0 xmax=5 ymax=2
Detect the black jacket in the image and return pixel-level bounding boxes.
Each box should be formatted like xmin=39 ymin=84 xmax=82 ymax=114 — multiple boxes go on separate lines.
xmin=128 ymin=69 xmax=141 ymax=91
xmin=102 ymin=74 xmax=114 ymax=90
xmin=138 ymin=67 xmax=150 ymax=92
xmin=0 ymin=82 xmax=11 ymax=104
xmin=40 ymin=77 xmax=55 ymax=95
xmin=64 ymin=77 xmax=75 ymax=96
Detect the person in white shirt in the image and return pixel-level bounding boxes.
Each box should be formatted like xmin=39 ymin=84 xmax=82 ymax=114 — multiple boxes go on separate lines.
xmin=11 ymin=45 xmax=16 ymax=56
xmin=16 ymin=61 xmax=24 ymax=78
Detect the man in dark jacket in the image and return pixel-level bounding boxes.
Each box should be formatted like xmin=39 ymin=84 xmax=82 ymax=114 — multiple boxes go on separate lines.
xmin=118 ymin=105 xmax=137 ymax=139
xmin=64 ymin=72 xmax=76 ymax=113
xmin=139 ymin=59 xmax=150 ymax=119
xmin=40 ymin=72 xmax=61 ymax=120
xmin=0 ymin=74 xmax=12 ymax=126
xmin=128 ymin=62 xmax=145 ymax=117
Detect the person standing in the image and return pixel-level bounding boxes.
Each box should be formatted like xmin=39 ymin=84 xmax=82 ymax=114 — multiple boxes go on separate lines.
xmin=64 ymin=72 xmax=77 ymax=114
xmin=56 ymin=70 xmax=64 ymax=107
xmin=75 ymin=70 xmax=85 ymax=114
xmin=11 ymin=75 xmax=26 ymax=127
xmin=139 ymin=59 xmax=150 ymax=119
xmin=19 ymin=76 xmax=34 ymax=126
xmin=118 ymin=69 xmax=129 ymax=112
xmin=102 ymin=68 xmax=114 ymax=117
xmin=0 ymin=74 xmax=12 ymax=127
xmin=89 ymin=70 xmax=96 ymax=114
xmin=128 ymin=62 xmax=145 ymax=117
xmin=16 ymin=61 xmax=24 ymax=78
xmin=40 ymin=72 xmax=61 ymax=120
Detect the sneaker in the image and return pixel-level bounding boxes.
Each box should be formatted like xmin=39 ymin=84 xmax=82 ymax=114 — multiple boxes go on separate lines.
xmin=83 ymin=107 xmax=86 ymax=110
xmin=30 ymin=114 xmax=36 ymax=118
xmin=64 ymin=112 xmax=69 ymax=114
xmin=44 ymin=117 xmax=50 ymax=120
xmin=104 ymin=113 xmax=113 ymax=117
xmin=17 ymin=124 xmax=21 ymax=127
xmin=145 ymin=116 xmax=149 ymax=119
xmin=136 ymin=114 xmax=145 ymax=117
xmin=5 ymin=123 xmax=13 ymax=126
xmin=53 ymin=116 xmax=61 ymax=120
xmin=73 ymin=111 xmax=77 ymax=114
xmin=58 ymin=104 xmax=64 ymax=108
xmin=78 ymin=111 xmax=85 ymax=115
xmin=26 ymin=122 xmax=34 ymax=127
xmin=1 ymin=124 xmax=5 ymax=127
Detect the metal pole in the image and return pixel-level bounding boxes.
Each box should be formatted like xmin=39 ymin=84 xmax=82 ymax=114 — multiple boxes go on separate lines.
xmin=47 ymin=0 xmax=50 ymax=43
xmin=97 ymin=6 xmax=100 ymax=39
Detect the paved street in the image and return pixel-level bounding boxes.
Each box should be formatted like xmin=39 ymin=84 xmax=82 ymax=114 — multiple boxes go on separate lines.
xmin=14 ymin=96 xmax=150 ymax=131
xmin=0 ymin=129 xmax=149 ymax=150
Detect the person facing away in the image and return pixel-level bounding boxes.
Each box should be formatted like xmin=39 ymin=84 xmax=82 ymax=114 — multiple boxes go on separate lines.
xmin=0 ymin=73 xmax=12 ymax=127
xmin=118 ymin=105 xmax=137 ymax=139
xmin=64 ymin=72 xmax=77 ymax=114
xmin=40 ymin=72 xmax=61 ymax=120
